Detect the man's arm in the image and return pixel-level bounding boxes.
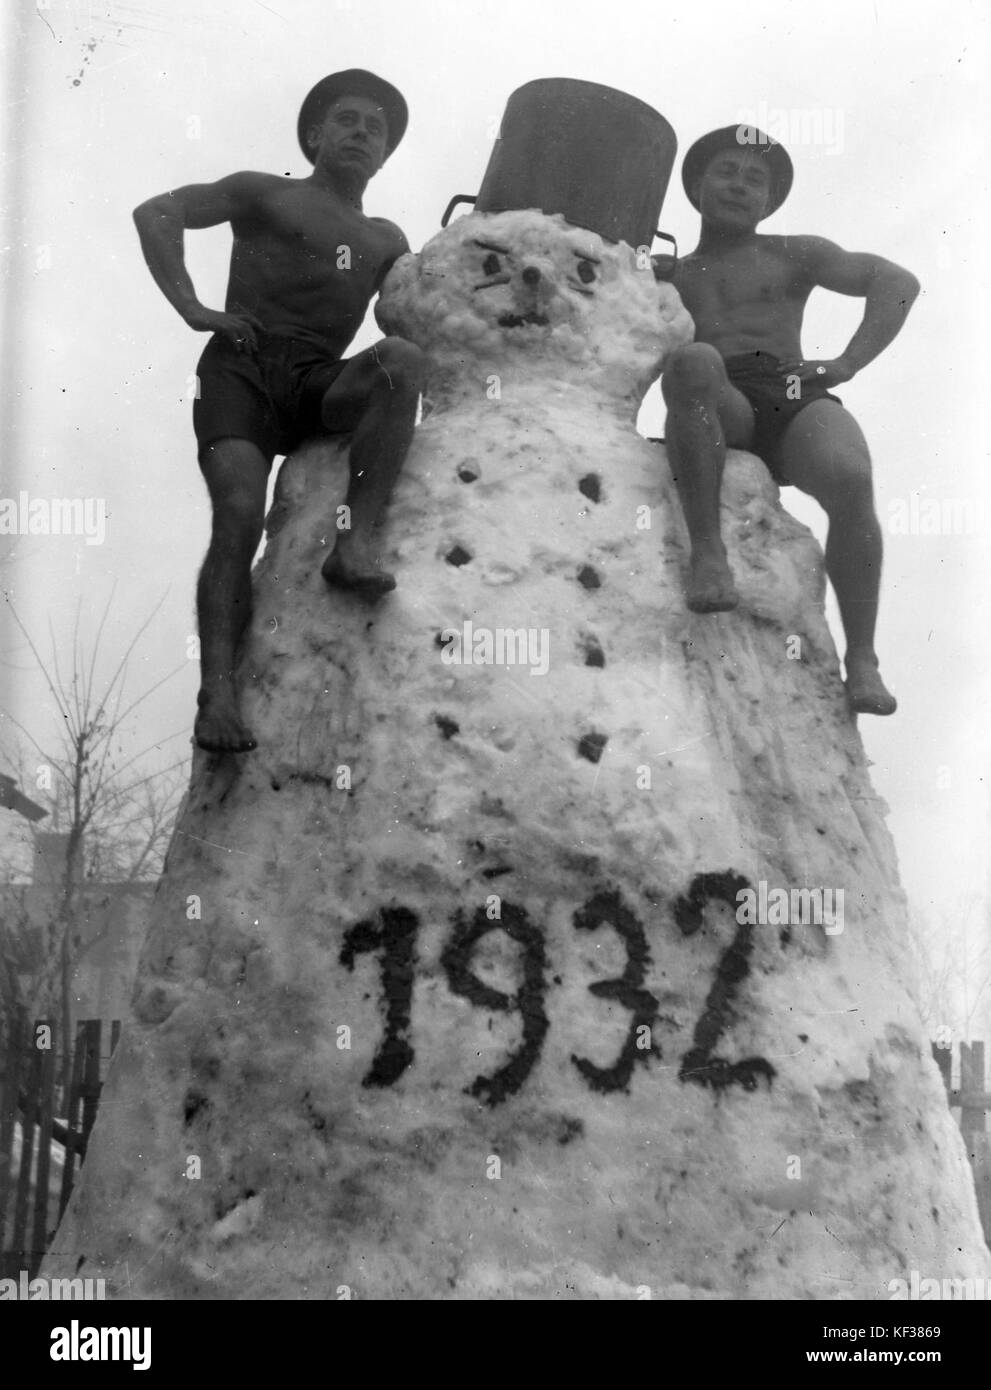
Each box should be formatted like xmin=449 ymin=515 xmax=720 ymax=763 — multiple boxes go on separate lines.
xmin=132 ymin=172 xmax=271 ymax=350
xmin=782 ymin=235 xmax=921 ymax=385
xmin=369 ymin=219 xmax=411 ymax=293
xmin=370 ymin=221 xmax=413 ymax=336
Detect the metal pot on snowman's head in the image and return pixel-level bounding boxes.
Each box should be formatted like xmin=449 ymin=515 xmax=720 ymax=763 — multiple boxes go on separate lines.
xmin=441 ymin=78 xmax=679 ymax=280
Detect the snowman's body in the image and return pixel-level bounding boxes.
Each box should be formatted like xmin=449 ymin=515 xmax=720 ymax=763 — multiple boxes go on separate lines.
xmin=45 ymin=212 xmax=989 ymax=1299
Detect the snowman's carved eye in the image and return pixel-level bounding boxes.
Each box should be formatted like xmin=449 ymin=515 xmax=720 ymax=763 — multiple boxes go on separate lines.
xmin=576 ymin=260 xmax=597 ymax=284
xmin=473 ymin=239 xmax=511 ymax=284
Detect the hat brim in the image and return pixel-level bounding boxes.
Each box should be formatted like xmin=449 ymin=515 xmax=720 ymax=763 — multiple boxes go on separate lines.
xmin=681 ymin=125 xmax=793 ymax=217
xmin=298 ymin=69 xmax=408 ymax=164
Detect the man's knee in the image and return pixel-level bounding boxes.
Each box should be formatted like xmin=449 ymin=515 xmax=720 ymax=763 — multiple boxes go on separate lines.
xmin=662 ymin=343 xmax=725 ymax=404
xmin=209 ymin=487 xmax=266 ymax=552
xmin=200 ymin=441 xmax=268 ymax=544
xmin=810 ymin=451 xmax=875 ymax=514
xmin=835 ymin=462 xmax=874 ymax=514
xmin=371 ymin=337 xmax=427 ymax=395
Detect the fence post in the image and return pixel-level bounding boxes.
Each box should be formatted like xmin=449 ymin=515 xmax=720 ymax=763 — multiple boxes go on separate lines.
xmin=0 ymin=1013 xmax=27 ymax=1263
xmin=972 ymin=1135 xmax=991 ymax=1251
xmin=960 ymin=1042 xmax=987 ymax=1155
xmin=931 ymin=1039 xmax=952 ymax=1094
xmin=79 ymin=1021 xmax=102 ymax=1151
xmin=11 ymin=1024 xmax=45 ymax=1262
xmin=57 ymin=1021 xmax=88 ymax=1223
xmin=31 ymin=1020 xmax=58 ymax=1273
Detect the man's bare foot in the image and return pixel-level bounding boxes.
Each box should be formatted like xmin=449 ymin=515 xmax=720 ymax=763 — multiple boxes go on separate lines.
xmin=322 ymin=546 xmax=396 ymax=599
xmin=194 ymin=693 xmax=257 ymax=753
xmin=844 ymin=652 xmax=897 ymax=716
xmin=686 ymin=548 xmax=739 ymax=613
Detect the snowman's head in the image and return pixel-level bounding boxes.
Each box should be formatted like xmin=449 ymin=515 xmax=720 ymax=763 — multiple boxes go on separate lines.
xmin=376 ymin=209 xmax=693 ymax=404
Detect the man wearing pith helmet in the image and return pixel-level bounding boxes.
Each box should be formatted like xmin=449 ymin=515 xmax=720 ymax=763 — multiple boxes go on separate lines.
xmin=133 ymin=69 xmax=424 ymax=754
xmin=662 ymin=124 xmax=919 ymax=716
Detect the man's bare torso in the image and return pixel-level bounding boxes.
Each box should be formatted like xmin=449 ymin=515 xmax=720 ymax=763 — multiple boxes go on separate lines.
xmin=674 ymin=234 xmax=818 ymax=359
xmin=225 ymin=171 xmax=407 ymax=356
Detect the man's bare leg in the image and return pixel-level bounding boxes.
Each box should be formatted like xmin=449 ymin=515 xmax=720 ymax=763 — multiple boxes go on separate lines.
xmin=320 ymin=337 xmax=426 ymax=598
xmin=194 ymin=438 xmax=269 ymax=752
xmin=661 ymin=343 xmax=752 ymax=612
xmin=775 ymin=402 xmax=896 ymax=716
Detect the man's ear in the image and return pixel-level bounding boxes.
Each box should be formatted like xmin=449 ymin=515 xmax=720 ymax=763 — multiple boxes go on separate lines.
xmin=306 ymin=121 xmax=323 ymax=157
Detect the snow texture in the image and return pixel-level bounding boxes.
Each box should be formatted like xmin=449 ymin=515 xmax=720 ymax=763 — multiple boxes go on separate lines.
xmin=46 ymin=211 xmax=990 ymax=1299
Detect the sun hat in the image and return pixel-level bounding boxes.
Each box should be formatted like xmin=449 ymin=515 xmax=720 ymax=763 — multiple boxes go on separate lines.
xmin=297 ymin=69 xmax=408 ymax=163
xmin=681 ymin=125 xmax=793 ymax=215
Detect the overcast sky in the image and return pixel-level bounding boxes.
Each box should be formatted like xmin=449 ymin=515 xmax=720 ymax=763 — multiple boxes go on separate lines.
xmin=1 ymin=0 xmax=988 ymax=958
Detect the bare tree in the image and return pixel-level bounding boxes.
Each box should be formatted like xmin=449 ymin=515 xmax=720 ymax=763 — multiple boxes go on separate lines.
xmin=907 ymin=897 xmax=991 ymax=1045
xmin=0 ymin=591 xmax=189 ymax=1086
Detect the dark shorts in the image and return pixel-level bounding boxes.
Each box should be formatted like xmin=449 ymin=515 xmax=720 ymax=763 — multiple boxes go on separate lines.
xmin=192 ymin=329 xmax=352 ymax=465
xmin=723 ymin=351 xmax=842 ymax=483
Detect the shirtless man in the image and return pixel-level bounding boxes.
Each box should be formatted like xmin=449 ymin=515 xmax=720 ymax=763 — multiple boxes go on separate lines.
xmin=661 ymin=125 xmax=919 ymax=715
xmin=133 ymin=69 xmax=425 ymax=753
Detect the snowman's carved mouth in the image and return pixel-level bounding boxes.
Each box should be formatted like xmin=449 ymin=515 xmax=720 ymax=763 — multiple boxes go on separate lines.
xmin=498 ymin=312 xmax=550 ymax=329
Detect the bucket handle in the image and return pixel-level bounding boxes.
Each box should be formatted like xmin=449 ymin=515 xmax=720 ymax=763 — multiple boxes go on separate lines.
xmin=441 ymin=194 xmax=477 ymax=227
xmin=650 ymin=230 xmax=679 ymax=282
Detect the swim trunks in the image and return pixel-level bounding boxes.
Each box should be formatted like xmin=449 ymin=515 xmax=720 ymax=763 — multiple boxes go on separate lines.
xmin=192 ymin=328 xmax=352 ymax=464
xmin=723 ymin=351 xmax=842 ymax=483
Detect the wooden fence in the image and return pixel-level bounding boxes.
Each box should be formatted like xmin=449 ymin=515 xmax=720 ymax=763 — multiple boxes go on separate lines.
xmin=932 ymin=1039 xmax=991 ymax=1245
xmin=0 ymin=1015 xmax=120 ymax=1278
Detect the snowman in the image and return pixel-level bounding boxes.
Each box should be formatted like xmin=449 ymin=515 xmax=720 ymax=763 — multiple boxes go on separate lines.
xmin=45 ymin=81 xmax=990 ymax=1301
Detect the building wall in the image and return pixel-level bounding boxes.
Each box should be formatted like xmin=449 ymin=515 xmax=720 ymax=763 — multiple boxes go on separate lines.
xmin=0 ymin=879 xmax=153 ymax=1031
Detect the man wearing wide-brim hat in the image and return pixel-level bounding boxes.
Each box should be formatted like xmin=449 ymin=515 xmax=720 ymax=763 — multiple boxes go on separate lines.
xmin=661 ymin=124 xmax=919 ymax=716
xmin=133 ymin=70 xmax=424 ymax=755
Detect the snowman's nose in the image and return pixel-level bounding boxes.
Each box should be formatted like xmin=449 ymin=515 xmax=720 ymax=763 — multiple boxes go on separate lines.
xmin=521 ymin=266 xmax=541 ymax=286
